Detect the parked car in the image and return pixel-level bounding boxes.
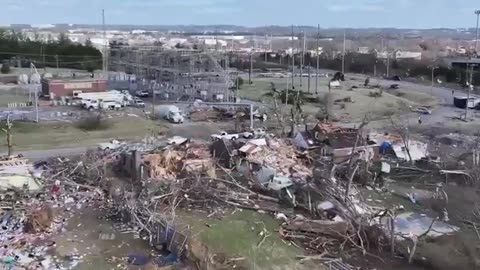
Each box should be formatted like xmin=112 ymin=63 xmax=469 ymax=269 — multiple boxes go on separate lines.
xmin=133 ymin=97 xmax=145 ymax=107
xmin=97 ymin=139 xmax=124 ymax=151
xmin=167 ymin=136 xmax=189 ymax=145
xmin=411 ymin=106 xmax=432 ymax=115
xmin=135 ymin=90 xmax=150 ymax=97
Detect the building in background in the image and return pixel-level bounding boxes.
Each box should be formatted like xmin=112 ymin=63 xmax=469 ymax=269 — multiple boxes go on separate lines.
xmin=395 ymin=50 xmax=422 ymax=60
xmin=41 ymin=77 xmax=107 ymax=99
xmin=357 ymin=47 xmax=370 ymax=54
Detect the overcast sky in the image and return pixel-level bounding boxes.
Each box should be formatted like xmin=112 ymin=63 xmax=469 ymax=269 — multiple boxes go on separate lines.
xmin=1 ymin=0 xmax=479 ymax=28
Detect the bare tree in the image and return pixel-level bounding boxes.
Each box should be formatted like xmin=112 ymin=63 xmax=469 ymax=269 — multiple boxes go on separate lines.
xmin=289 ymin=87 xmax=305 ymax=137
xmin=316 ymin=93 xmax=333 ymax=121
xmin=264 ymin=82 xmax=287 ymax=135
xmin=345 ymin=116 xmax=369 ymax=199
xmin=1 ymin=115 xmax=13 ymax=157
xmin=389 ymin=116 xmax=413 ymax=163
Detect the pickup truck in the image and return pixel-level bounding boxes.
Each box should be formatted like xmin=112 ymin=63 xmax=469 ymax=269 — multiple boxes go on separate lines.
xmin=97 ymin=139 xmax=124 ymax=151
xmin=210 ymin=131 xmax=260 ymax=141
xmin=211 ymin=131 xmax=240 ymax=141
xmin=135 ymin=90 xmax=150 ymax=97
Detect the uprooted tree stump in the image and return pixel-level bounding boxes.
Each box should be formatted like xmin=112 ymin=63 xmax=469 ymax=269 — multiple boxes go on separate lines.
xmin=24 ymin=206 xmax=54 ymax=233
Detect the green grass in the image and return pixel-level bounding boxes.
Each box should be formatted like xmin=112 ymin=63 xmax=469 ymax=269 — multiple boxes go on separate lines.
xmin=179 ymin=210 xmax=323 ymax=270
xmin=0 ymin=116 xmax=164 ymax=151
xmin=238 ymin=76 xmax=439 ymax=122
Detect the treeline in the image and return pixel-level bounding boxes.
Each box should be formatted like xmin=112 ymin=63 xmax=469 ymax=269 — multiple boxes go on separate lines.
xmin=231 ymin=52 xmax=480 ymax=87
xmin=0 ymin=30 xmax=102 ymax=71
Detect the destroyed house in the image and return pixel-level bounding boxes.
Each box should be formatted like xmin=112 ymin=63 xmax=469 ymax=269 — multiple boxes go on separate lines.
xmin=310 ymin=122 xmax=358 ymax=141
xmin=0 ymin=157 xmax=43 ymax=192
xmin=292 ymin=131 xmax=320 ymax=150
xmin=370 ymin=132 xmax=428 ymax=161
xmin=306 ymin=123 xmax=378 ymax=163
xmin=211 ymin=139 xmax=235 ymax=168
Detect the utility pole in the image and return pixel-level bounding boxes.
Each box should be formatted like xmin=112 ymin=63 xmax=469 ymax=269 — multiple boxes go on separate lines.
xmin=215 ymin=27 xmax=219 ymax=52
xmin=315 ymin=24 xmax=320 ymax=94
xmin=264 ymin=34 xmax=268 ymax=62
xmin=35 ymin=85 xmax=39 ymax=123
xmin=300 ymin=30 xmax=305 ymax=88
xmin=286 ymin=54 xmax=290 ymax=106
xmin=30 ymin=63 xmax=39 ymax=123
xmin=269 ymin=34 xmax=273 ymax=53
xmin=236 ymin=74 xmax=239 ymax=100
xmin=386 ymin=40 xmax=390 ymax=78
xmin=249 ymin=52 xmax=253 ymax=85
xmin=475 ymin=10 xmax=480 ymax=55
xmin=102 ymin=9 xmax=107 ymax=74
xmin=307 ymin=64 xmax=311 ymax=93
xmin=291 ymin=25 xmax=295 ymax=89
xmin=387 ymin=55 xmax=390 ymax=78
xmin=431 ymin=66 xmax=437 ymax=96
xmin=152 ymin=71 xmax=157 ymax=118
xmin=342 ymin=30 xmax=346 ymax=74
xmin=466 ymin=64 xmax=471 ymax=121
xmin=41 ymin=45 xmax=46 ymax=71
xmin=55 ymin=55 xmax=59 ymax=74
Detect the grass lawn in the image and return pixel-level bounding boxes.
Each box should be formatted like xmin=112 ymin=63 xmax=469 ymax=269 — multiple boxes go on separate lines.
xmin=0 ymin=116 xmax=164 ymax=151
xmin=178 ymin=210 xmax=326 ymax=270
xmin=238 ymin=76 xmax=439 ymax=122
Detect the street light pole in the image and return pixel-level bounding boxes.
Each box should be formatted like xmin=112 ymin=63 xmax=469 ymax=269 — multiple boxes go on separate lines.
xmin=342 ymin=30 xmax=346 ymax=74
xmin=475 ymin=10 xmax=480 ymax=55
xmin=431 ymin=66 xmax=437 ymax=96
xmin=315 ymin=24 xmax=320 ymax=94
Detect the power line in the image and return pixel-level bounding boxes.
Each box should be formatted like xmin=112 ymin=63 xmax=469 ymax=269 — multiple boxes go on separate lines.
xmin=0 ymin=51 xmax=102 ymax=58
xmin=32 ymin=59 xmax=102 ymax=65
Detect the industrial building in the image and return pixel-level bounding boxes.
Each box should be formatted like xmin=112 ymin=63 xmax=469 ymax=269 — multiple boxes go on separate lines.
xmin=41 ymin=77 xmax=107 ymax=99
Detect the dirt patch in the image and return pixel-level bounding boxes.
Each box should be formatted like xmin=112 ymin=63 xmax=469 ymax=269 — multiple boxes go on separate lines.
xmin=54 ymin=207 xmax=154 ymax=270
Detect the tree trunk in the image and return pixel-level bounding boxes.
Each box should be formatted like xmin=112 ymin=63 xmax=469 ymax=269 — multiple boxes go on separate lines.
xmin=7 ymin=133 xmax=12 ymax=157
xmin=390 ymin=215 xmax=395 ymax=256
xmin=408 ymin=239 xmax=418 ymax=264
xmin=345 ymin=162 xmax=360 ymax=199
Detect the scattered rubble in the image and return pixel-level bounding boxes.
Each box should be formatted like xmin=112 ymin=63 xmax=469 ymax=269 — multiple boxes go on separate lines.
xmin=1 ymin=119 xmax=476 ymax=269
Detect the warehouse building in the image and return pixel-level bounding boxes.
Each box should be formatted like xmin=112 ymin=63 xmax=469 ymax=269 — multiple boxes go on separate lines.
xmin=41 ymin=77 xmax=107 ymax=99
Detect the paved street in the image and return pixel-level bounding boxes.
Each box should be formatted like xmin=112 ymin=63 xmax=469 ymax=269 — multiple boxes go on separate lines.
xmin=0 ymin=147 xmax=89 ymax=161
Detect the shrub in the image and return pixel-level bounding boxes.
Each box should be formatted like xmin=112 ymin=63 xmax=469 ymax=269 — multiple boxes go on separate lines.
xmin=1 ymin=63 xmax=10 ymax=74
xmin=368 ymin=89 xmax=383 ymax=98
xmin=76 ymin=115 xmax=111 ymax=131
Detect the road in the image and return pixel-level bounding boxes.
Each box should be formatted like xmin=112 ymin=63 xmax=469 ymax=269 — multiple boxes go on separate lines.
xmin=349 ymin=73 xmax=480 ymax=126
xmin=1 ymin=147 xmax=89 ymax=161
xmin=0 ymin=121 xmax=225 ymax=161
xmin=2 ymin=76 xmax=478 ymax=160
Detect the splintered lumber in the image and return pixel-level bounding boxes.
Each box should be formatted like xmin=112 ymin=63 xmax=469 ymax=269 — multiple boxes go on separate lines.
xmin=284 ymin=219 xmax=348 ymax=237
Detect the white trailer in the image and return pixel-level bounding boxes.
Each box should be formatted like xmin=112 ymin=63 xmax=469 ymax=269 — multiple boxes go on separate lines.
xmin=78 ymin=92 xmax=129 ymax=108
xmin=83 ymin=99 xmax=122 ymax=111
